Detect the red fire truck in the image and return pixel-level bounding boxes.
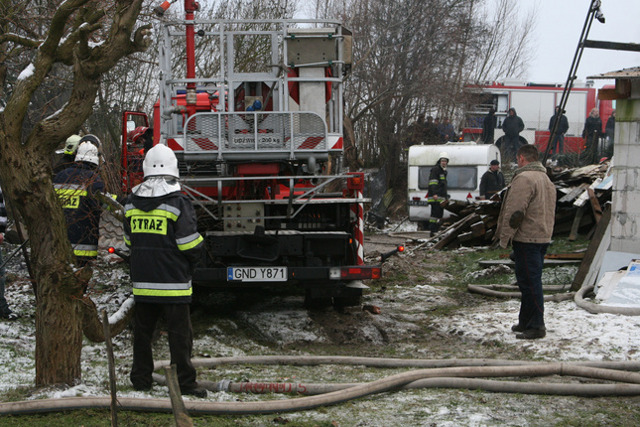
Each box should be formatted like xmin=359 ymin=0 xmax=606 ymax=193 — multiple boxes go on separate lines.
xmin=119 ymin=3 xmax=380 ymax=307
xmin=461 ymin=80 xmax=613 ymax=155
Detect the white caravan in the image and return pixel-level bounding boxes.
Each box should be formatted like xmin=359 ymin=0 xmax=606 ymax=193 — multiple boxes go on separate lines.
xmin=407 ymin=142 xmax=501 ymax=223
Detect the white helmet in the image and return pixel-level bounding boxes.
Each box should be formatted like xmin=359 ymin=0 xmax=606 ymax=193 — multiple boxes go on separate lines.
xmin=143 ymin=144 xmax=179 ymax=179
xmin=75 ymin=142 xmax=100 ymax=165
xmin=63 ymin=135 xmax=82 ymax=155
xmin=439 ymin=151 xmax=449 ymax=161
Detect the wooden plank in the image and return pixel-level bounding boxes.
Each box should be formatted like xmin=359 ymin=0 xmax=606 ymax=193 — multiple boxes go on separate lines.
xmin=587 ymin=187 xmax=603 ymax=223
xmin=558 ymin=183 xmax=589 ymax=204
xmin=469 ymin=221 xmax=486 ymax=236
xmin=433 ymin=213 xmax=479 ymax=250
xmin=570 ymin=208 xmax=611 ymax=291
xmin=569 ymin=205 xmax=587 ymax=241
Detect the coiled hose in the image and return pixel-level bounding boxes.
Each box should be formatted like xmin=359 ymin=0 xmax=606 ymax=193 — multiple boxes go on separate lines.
xmin=2 ymin=357 xmax=640 ymax=415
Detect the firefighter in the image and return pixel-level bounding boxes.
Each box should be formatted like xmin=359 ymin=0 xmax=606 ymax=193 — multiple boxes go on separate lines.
xmin=124 ymin=144 xmax=206 ymax=398
xmin=427 ymin=152 xmax=449 ymax=236
xmin=53 ymin=141 xmax=104 ymax=267
xmin=130 ymin=126 xmax=154 ymax=156
xmin=53 ymin=134 xmax=82 ymax=174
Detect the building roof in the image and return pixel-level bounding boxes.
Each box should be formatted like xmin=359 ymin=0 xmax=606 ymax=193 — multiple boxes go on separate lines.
xmin=588 ymin=66 xmax=640 ymax=80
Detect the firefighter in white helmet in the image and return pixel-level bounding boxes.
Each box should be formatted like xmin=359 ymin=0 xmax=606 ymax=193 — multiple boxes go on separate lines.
xmin=426 ymin=152 xmax=449 ymax=236
xmin=53 ymin=141 xmax=104 ymax=267
xmin=123 ymin=144 xmax=206 ymax=398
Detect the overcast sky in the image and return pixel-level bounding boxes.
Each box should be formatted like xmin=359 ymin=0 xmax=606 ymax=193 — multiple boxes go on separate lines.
xmin=522 ymin=0 xmax=640 ymax=87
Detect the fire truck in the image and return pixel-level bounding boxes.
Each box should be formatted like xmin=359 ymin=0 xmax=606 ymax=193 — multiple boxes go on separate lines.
xmin=119 ymin=3 xmax=380 ymax=307
xmin=461 ymin=80 xmax=613 ymax=154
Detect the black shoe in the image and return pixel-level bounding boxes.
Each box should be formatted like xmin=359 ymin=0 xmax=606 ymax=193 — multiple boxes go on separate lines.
xmin=511 ymin=324 xmax=525 ymax=333
xmin=0 ymin=310 xmax=18 ymax=320
xmin=132 ymin=382 xmax=151 ymax=392
xmin=516 ymin=328 xmax=546 ymax=340
xmin=181 ymin=385 xmax=207 ymax=398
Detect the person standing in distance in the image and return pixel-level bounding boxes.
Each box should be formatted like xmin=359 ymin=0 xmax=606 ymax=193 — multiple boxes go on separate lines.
xmin=124 ymin=144 xmax=206 ymax=397
xmin=501 ymin=108 xmax=525 ymax=163
xmin=480 ymin=108 xmax=496 ymax=144
xmin=479 ymin=159 xmax=505 ymax=200
xmin=427 ymin=152 xmax=449 ymax=236
xmin=496 ymin=144 xmax=556 ymax=339
xmin=548 ymin=106 xmax=569 ymax=155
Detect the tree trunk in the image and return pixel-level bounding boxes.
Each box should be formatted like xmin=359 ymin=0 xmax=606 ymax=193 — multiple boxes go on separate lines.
xmin=1 ymin=147 xmax=86 ymax=386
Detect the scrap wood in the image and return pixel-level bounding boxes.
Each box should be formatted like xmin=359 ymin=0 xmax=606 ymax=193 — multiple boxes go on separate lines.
xmin=570 ymin=208 xmax=611 ymax=292
xmin=433 ymin=213 xmax=480 ymax=250
xmin=558 ymin=183 xmax=590 ymax=204
xmin=588 ymin=187 xmax=603 ymax=223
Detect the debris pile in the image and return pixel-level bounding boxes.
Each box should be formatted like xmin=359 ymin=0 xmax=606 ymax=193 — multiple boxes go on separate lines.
xmin=431 ymin=163 xmax=611 ymax=249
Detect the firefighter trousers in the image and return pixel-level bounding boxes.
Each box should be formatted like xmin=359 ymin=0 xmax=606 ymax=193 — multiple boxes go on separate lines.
xmin=130 ymin=302 xmax=197 ymax=391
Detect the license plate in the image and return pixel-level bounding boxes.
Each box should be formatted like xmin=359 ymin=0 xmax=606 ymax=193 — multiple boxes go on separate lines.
xmin=227 ymin=267 xmax=288 ymax=282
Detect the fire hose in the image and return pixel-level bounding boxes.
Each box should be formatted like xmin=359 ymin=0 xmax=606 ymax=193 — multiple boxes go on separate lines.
xmin=2 ymin=357 xmax=640 ymax=415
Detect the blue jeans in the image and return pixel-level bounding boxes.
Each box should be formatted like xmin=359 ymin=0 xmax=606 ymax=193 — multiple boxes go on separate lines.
xmin=513 ymin=241 xmax=549 ymax=330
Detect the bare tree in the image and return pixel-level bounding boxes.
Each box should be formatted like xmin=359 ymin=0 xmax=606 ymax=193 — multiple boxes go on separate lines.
xmin=469 ymin=0 xmax=537 ymax=83
xmin=314 ymin=0 xmax=536 ymax=215
xmin=0 ymin=0 xmax=149 ymax=386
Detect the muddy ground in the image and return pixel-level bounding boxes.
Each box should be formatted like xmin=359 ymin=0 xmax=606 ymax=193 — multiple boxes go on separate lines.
xmin=176 ymin=230 xmax=640 ymax=426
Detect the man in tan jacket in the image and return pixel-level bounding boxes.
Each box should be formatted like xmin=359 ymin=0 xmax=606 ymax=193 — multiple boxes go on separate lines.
xmin=497 ymin=144 xmax=556 ymax=339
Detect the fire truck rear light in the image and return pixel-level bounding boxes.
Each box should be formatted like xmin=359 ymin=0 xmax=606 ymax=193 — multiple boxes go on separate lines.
xmin=330 ymin=266 xmax=381 ymax=280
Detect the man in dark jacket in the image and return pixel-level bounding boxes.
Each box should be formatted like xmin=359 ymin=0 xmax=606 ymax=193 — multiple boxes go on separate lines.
xmin=427 ymin=152 xmax=449 ymax=236
xmin=480 ymin=108 xmax=496 ymax=144
xmin=501 ymin=108 xmax=525 ymax=162
xmin=582 ymin=108 xmax=602 ymax=165
xmin=604 ymin=110 xmax=615 ymax=159
xmin=54 ymin=141 xmax=104 ymax=267
xmin=423 ymin=116 xmax=440 ymax=145
xmin=548 ymin=106 xmax=569 ymax=155
xmin=124 ymin=144 xmax=206 ymax=398
xmin=479 ymin=159 xmax=505 ymax=200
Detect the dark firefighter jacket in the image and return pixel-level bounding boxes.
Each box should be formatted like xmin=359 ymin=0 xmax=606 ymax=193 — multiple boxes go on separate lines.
xmin=124 ymin=189 xmax=204 ymax=304
xmin=427 ymin=163 xmax=448 ymax=203
xmin=53 ymin=162 xmax=104 ymax=259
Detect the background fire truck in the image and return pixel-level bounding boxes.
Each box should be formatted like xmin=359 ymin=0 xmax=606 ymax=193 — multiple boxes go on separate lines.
xmin=119 ymin=4 xmax=380 ymax=307
xmin=461 ymin=80 xmax=614 ymax=155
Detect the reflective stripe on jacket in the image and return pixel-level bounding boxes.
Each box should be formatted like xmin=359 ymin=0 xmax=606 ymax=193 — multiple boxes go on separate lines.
xmin=53 ymin=162 xmax=104 ymax=259
xmin=124 ymin=190 xmax=204 ymax=303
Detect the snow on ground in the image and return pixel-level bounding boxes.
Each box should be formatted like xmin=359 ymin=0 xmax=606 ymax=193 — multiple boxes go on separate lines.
xmin=1 ymin=242 xmax=640 ymax=424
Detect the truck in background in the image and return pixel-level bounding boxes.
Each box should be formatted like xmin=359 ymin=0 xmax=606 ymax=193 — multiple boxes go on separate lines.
xmin=407 ymin=143 xmax=500 ymax=227
xmin=119 ymin=5 xmax=379 ymax=308
xmin=461 ymin=80 xmax=613 ymax=154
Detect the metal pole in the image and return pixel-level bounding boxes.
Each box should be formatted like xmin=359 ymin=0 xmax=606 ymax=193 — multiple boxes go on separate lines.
xmin=543 ymin=0 xmax=600 ymax=164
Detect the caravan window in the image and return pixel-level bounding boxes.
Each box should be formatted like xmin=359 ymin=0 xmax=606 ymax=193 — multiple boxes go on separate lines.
xmin=418 ymin=166 xmax=477 ymax=190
